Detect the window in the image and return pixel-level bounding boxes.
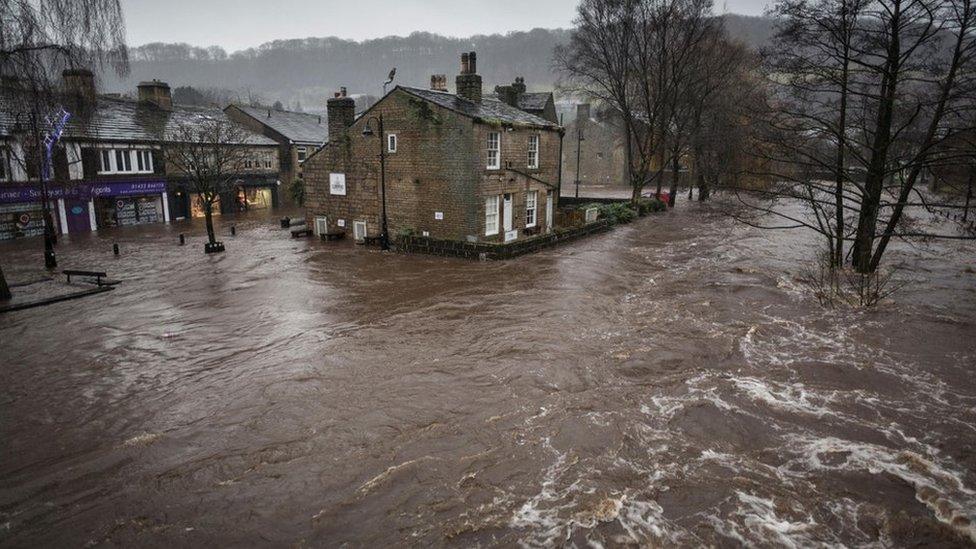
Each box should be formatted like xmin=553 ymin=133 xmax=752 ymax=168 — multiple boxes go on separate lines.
xmin=527 ymin=135 xmax=539 ymax=169
xmin=353 ymin=220 xmax=367 ymax=242
xmin=99 ymin=148 xmax=153 ymax=174
xmin=115 ymin=149 xmax=131 ymax=172
xmin=244 ymin=159 xmax=253 ymax=169
xmin=264 ymin=158 xmax=272 ymax=169
xmin=387 ymin=134 xmax=397 ymax=153
xmin=526 ymin=191 xmax=537 ymax=227
xmin=135 ymin=150 xmax=153 ymax=172
xmin=485 ymin=195 xmax=500 ymax=235
xmin=297 ymin=146 xmax=307 ymax=163
xmin=486 ymin=132 xmax=500 ymax=170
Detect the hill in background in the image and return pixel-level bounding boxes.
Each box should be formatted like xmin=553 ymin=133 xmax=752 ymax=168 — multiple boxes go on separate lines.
xmin=101 ymin=14 xmax=776 ymax=111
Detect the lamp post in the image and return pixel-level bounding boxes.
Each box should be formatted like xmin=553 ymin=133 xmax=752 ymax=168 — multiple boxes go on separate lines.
xmin=361 ymin=114 xmax=390 ymax=250
xmin=574 ymin=127 xmax=585 ymax=199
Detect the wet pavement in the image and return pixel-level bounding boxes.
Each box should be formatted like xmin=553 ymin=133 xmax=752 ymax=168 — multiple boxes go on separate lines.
xmin=1 ymin=200 xmax=975 ymax=546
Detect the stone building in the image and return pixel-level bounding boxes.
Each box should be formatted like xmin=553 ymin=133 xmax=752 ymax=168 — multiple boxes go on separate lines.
xmin=0 ymin=72 xmax=278 ymax=240
xmin=303 ymin=52 xmax=563 ymax=245
xmin=224 ymin=104 xmax=328 ymax=205
xmin=561 ymin=104 xmax=628 ymax=193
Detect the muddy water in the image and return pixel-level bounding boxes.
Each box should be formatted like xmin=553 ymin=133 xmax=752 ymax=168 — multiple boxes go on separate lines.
xmin=1 ymin=202 xmax=975 ymax=547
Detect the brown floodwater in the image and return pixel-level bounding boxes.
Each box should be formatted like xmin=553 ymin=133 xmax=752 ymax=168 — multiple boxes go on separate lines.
xmin=1 ymin=199 xmax=975 ymax=547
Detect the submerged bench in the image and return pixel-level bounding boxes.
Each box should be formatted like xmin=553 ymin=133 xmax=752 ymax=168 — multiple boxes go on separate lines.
xmin=321 ymin=230 xmax=345 ymax=241
xmin=290 ymin=228 xmax=313 ymax=238
xmin=63 ymin=269 xmax=107 ymax=286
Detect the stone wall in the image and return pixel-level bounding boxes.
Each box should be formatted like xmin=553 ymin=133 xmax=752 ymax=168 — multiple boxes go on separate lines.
xmin=395 ymin=219 xmax=611 ymax=260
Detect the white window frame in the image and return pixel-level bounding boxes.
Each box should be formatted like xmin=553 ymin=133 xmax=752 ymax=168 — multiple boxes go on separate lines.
xmin=97 ymin=147 xmax=154 ymax=175
xmin=387 ymin=134 xmax=397 ymax=153
xmin=527 ymin=135 xmax=539 ymax=169
xmin=314 ymin=216 xmax=328 ymax=236
xmin=297 ymin=146 xmax=308 ymax=163
xmin=353 ymin=220 xmax=367 ymax=242
xmin=486 ymin=132 xmax=500 ymax=170
xmin=525 ymin=190 xmax=537 ymax=228
xmin=485 ymin=195 xmax=500 ymax=236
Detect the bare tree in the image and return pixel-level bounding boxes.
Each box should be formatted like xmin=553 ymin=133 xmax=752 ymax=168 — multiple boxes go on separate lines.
xmin=741 ymin=0 xmax=975 ymax=281
xmin=555 ymin=0 xmax=641 ymax=201
xmin=164 ymin=118 xmax=252 ymax=253
xmin=0 ymin=0 xmax=128 ymax=297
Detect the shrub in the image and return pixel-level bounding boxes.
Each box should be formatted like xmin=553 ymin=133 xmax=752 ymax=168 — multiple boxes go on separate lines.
xmin=637 ymin=198 xmax=667 ymax=215
xmin=580 ymin=202 xmax=638 ymax=225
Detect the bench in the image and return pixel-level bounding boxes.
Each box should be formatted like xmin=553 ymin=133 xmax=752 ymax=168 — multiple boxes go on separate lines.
xmin=362 ymin=235 xmax=384 ymax=246
xmin=321 ymin=230 xmax=346 ymax=241
xmin=290 ymin=228 xmax=313 ymax=238
xmin=63 ymin=269 xmax=107 ymax=286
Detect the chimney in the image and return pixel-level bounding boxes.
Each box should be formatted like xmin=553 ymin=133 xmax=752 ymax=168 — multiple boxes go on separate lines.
xmin=494 ymin=85 xmax=518 ymax=107
xmin=137 ymin=79 xmax=172 ymax=110
xmin=512 ymin=77 xmax=526 ymax=95
xmin=456 ymin=51 xmax=482 ymax=103
xmin=62 ymin=69 xmax=96 ymax=110
xmin=577 ymin=103 xmax=591 ymax=124
xmin=327 ymin=87 xmax=355 ymax=139
xmin=430 ymin=74 xmax=447 ymax=92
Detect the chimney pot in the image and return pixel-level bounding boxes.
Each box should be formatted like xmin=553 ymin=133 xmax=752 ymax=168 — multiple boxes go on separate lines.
xmin=456 ymin=51 xmax=482 ymax=102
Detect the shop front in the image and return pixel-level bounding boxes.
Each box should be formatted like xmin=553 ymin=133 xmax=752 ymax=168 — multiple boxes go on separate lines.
xmin=89 ymin=180 xmax=170 ymax=229
xmin=0 ymin=186 xmax=70 ymax=241
xmin=223 ymin=177 xmax=280 ymax=214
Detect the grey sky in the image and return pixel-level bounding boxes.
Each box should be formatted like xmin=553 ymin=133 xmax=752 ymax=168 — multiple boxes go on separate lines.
xmin=123 ymin=0 xmax=771 ymax=52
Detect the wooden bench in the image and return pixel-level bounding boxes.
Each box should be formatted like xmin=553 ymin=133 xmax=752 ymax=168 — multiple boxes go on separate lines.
xmin=290 ymin=228 xmax=313 ymax=238
xmin=321 ymin=230 xmax=346 ymax=241
xmin=362 ymin=235 xmax=383 ymax=246
xmin=63 ymin=269 xmax=107 ymax=286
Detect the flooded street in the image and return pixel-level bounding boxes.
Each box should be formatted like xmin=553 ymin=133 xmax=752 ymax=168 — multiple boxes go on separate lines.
xmin=1 ymin=201 xmax=975 ymax=547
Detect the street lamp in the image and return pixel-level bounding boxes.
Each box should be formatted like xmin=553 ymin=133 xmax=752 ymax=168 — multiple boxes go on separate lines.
xmin=361 ymin=114 xmax=390 ymax=250
xmin=574 ymin=127 xmax=585 ymax=199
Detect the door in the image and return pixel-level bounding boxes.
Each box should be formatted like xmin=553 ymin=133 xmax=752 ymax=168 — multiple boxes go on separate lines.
xmin=546 ymin=190 xmax=554 ymax=230
xmin=503 ymin=193 xmax=513 ymax=232
xmin=65 ymin=198 xmax=91 ymax=234
xmin=314 ymin=216 xmax=328 ymax=236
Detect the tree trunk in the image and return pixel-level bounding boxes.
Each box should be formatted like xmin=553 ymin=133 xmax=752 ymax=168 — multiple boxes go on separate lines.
xmin=668 ymin=153 xmax=679 ymax=208
xmin=964 ymin=170 xmax=974 ymax=223
xmin=0 ymin=263 xmax=11 ymax=301
xmin=204 ymin=201 xmax=216 ymax=245
xmin=833 ymin=47 xmax=850 ymax=269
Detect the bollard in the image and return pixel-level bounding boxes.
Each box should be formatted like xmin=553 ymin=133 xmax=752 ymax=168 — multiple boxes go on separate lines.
xmin=231 ymin=225 xmax=236 ymax=236
xmin=179 ymin=233 xmax=185 ymax=245
xmin=113 ymin=243 xmax=120 ymax=256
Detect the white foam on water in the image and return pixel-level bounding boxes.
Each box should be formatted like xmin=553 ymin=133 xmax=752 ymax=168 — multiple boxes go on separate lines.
xmin=782 ymin=435 xmax=976 ymax=543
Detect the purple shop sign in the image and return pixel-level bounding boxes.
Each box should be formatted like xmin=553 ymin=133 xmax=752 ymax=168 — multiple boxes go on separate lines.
xmin=0 ymin=180 xmax=168 ymax=204
xmin=90 ymin=180 xmax=167 ymax=197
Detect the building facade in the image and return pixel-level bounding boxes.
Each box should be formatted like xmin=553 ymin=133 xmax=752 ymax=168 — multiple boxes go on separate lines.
xmin=303 ymin=52 xmax=564 ymax=245
xmin=224 ymin=104 xmax=328 ymax=206
xmin=0 ymin=72 xmax=279 ymax=240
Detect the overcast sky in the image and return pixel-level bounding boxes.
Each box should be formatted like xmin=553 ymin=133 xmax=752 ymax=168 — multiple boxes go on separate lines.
xmin=123 ymin=0 xmax=771 ymax=51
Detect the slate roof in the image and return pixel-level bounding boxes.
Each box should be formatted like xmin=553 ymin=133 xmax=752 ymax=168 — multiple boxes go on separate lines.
xmin=516 ymin=92 xmax=552 ymax=113
xmin=397 ymin=86 xmax=559 ymax=130
xmin=0 ymin=92 xmax=276 ymax=146
xmin=230 ymin=105 xmax=328 ymax=144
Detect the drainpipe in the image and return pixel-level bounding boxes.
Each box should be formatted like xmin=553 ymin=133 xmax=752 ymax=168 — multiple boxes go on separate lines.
xmin=557 ymin=113 xmax=564 ymax=206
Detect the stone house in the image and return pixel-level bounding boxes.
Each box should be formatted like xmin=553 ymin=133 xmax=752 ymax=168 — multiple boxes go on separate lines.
xmin=303 ymin=52 xmax=563 ymax=245
xmin=0 ymin=71 xmax=278 ymax=240
xmin=224 ymin=104 xmax=328 ymax=205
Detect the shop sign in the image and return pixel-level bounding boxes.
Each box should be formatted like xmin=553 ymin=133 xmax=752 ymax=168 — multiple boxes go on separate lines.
xmin=329 ymin=173 xmax=346 ymax=195
xmin=90 ymin=181 xmax=167 ymax=197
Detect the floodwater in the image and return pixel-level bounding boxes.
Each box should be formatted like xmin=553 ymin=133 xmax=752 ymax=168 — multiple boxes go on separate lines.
xmin=1 ymin=199 xmax=975 ymax=547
